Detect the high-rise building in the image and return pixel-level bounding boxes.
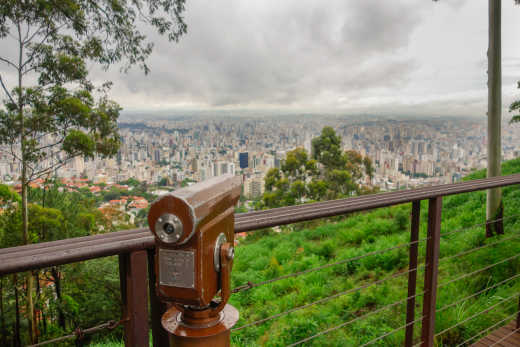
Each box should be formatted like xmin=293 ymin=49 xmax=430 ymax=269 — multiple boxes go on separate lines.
xmin=239 ymin=152 xmax=248 ymax=169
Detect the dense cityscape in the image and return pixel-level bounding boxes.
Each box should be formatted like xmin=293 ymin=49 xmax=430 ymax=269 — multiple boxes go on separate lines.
xmin=2 ymin=115 xmax=520 ymax=212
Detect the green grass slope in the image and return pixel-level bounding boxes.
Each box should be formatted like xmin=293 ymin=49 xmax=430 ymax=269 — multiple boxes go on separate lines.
xmin=230 ymin=158 xmax=520 ymax=346
xmin=97 ymin=159 xmax=520 ymax=346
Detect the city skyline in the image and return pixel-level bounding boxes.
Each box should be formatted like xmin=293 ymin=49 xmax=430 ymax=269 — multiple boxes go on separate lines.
xmin=3 ymin=116 xmax=519 ymax=199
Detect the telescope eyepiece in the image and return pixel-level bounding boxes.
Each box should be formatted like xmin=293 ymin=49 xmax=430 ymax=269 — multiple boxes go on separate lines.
xmin=155 ymin=213 xmax=184 ymax=244
xmin=163 ymin=222 xmax=176 ymax=235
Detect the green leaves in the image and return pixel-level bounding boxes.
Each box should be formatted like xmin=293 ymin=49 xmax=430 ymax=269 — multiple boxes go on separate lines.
xmin=312 ymin=126 xmax=345 ymax=170
xmin=0 ymin=184 xmax=21 ymax=204
xmin=0 ymin=0 xmax=188 ymax=183
xmin=261 ymin=127 xmax=375 ymax=209
xmin=62 ymin=129 xmax=95 ymax=157
xmin=38 ymin=51 xmax=88 ymax=86
xmin=510 ymin=82 xmax=520 ymax=124
xmin=510 ymin=99 xmax=520 ymax=124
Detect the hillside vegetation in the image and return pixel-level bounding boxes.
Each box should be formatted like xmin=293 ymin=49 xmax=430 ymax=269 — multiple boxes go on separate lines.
xmin=229 ymin=159 xmax=520 ymax=346
xmin=92 ymin=159 xmax=520 ymax=346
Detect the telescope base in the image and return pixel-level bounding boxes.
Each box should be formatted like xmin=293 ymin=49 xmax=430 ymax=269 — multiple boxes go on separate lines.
xmin=161 ymin=304 xmax=239 ymax=347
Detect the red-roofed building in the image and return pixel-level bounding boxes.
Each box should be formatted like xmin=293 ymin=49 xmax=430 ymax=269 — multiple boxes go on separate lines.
xmin=128 ymin=199 xmax=148 ymax=210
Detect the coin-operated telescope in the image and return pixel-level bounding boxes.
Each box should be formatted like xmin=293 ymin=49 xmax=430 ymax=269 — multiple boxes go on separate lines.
xmin=148 ymin=174 xmax=242 ymax=346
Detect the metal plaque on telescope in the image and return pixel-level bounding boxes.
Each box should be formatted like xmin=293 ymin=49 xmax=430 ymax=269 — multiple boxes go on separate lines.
xmin=159 ymin=249 xmax=195 ymax=288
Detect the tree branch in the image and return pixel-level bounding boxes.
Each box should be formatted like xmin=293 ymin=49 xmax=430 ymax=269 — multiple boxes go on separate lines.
xmin=33 ymin=136 xmax=66 ymax=153
xmin=0 ymin=149 xmax=18 ymax=160
xmin=21 ymin=25 xmax=61 ymax=72
xmin=9 ymin=143 xmax=22 ymax=162
xmin=29 ymin=152 xmax=80 ymax=182
xmin=0 ymin=57 xmax=18 ymax=70
xmin=23 ymin=23 xmax=47 ymax=45
xmin=0 ymin=74 xmax=15 ymax=104
xmin=23 ymin=22 xmax=31 ymax=43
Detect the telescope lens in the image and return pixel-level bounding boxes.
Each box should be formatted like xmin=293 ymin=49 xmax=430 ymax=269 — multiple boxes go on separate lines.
xmin=163 ymin=223 xmax=175 ymax=235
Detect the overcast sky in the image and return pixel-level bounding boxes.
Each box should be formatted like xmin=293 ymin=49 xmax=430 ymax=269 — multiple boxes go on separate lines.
xmin=2 ymin=0 xmax=520 ymax=118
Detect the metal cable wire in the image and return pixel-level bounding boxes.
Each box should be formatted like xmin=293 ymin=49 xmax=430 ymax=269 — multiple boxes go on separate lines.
xmin=436 ymin=273 xmax=520 ymax=314
xmin=232 ymin=238 xmax=426 ymax=294
xmin=27 ymin=319 xmax=124 ymax=346
xmin=439 ymin=252 xmax=520 ymax=289
xmin=358 ymin=316 xmax=425 ymax=347
xmin=233 ymin=215 xmax=520 ymax=294
xmin=440 ymin=221 xmax=490 ymax=238
xmin=285 ymin=291 xmax=425 ymax=347
xmin=232 ymin=266 xmax=419 ymax=331
xmin=434 ymin=292 xmax=520 ymax=338
xmin=233 ymin=214 xmax=520 ymax=294
xmin=439 ymin=233 xmax=520 ymax=264
xmin=455 ymin=309 xmax=520 ymax=347
xmin=439 ymin=214 xmax=520 ymax=238
xmin=488 ymin=325 xmax=520 ymax=346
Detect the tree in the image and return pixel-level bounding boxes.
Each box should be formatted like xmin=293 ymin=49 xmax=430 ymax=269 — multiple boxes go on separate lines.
xmin=485 ymin=0 xmax=503 ymax=237
xmin=0 ymin=1 xmax=187 ymax=342
xmin=260 ymin=128 xmax=375 ymax=209
xmin=435 ymin=0 xmax=519 ymax=236
xmin=311 ymin=126 xmax=345 ymax=170
xmin=158 ymin=176 xmax=169 ymax=186
xmin=312 ymin=127 xmax=373 ymax=199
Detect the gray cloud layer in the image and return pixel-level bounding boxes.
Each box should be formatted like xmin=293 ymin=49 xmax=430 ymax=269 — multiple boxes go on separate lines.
xmin=1 ymin=0 xmax=520 ymax=116
xmin=103 ymin=0 xmax=426 ymax=109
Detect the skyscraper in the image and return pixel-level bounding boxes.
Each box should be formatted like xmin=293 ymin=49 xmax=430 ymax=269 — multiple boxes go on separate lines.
xmin=239 ymin=152 xmax=249 ymax=169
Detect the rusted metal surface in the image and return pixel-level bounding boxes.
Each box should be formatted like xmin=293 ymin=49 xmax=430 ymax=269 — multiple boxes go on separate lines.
xmin=1 ymin=174 xmax=520 ymax=276
xmin=161 ymin=304 xmax=238 ymax=347
xmin=405 ymin=200 xmax=421 ymax=347
xmin=119 ymin=251 xmax=150 ymax=347
xmin=420 ymin=197 xmax=442 ymax=347
xmin=148 ymin=175 xmax=240 ymax=346
xmin=147 ymin=174 xmax=240 ymax=307
xmin=27 ymin=319 xmax=125 ymax=347
xmin=147 ymin=249 xmax=170 ymax=347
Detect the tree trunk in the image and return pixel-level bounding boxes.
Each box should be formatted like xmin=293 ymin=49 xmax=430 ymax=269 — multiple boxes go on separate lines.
xmin=14 ymin=275 xmax=21 ymax=347
xmin=16 ymin=19 xmax=37 ymax=343
xmin=486 ymin=0 xmax=504 ymax=236
xmin=21 ymin=171 xmax=36 ymax=343
xmin=35 ymin=271 xmax=41 ymax=336
xmin=52 ymin=267 xmax=66 ymax=329
xmin=0 ymin=277 xmax=6 ymax=347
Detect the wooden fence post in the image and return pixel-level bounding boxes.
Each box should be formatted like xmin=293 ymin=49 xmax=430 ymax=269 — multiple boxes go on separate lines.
xmin=119 ymin=251 xmax=149 ymax=347
xmin=405 ymin=200 xmax=421 ymax=347
xmin=420 ymin=197 xmax=442 ymax=347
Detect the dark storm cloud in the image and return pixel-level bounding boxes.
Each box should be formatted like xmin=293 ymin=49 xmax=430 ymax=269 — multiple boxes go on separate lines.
xmin=109 ymin=0 xmax=426 ymax=108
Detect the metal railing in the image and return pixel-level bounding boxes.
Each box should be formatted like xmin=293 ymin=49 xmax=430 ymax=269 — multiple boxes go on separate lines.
xmin=1 ymin=173 xmax=520 ymax=346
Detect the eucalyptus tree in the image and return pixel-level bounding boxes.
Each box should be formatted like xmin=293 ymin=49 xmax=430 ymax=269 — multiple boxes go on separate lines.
xmin=485 ymin=0 xmax=519 ymax=235
xmin=433 ymin=0 xmax=518 ymax=235
xmin=486 ymin=0 xmax=503 ymax=236
xmin=0 ymin=1 xmax=187 ymax=343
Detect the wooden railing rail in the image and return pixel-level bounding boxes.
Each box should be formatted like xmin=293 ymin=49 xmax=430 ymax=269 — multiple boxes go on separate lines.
xmin=1 ymin=173 xmax=520 ymax=346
